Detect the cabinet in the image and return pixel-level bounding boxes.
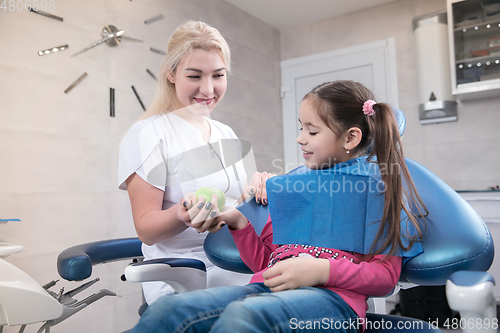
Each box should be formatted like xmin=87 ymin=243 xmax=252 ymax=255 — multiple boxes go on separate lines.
xmin=447 ymin=0 xmax=500 ymax=100
xmin=458 ymin=191 xmax=500 ymax=302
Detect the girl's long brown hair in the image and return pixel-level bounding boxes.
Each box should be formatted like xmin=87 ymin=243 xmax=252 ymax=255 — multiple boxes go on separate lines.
xmin=305 ymin=80 xmax=427 ymax=257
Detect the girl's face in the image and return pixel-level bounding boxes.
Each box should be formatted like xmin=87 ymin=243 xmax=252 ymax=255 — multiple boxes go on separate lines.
xmin=296 ymin=98 xmax=349 ymax=169
xmin=169 ymin=48 xmax=227 ymax=116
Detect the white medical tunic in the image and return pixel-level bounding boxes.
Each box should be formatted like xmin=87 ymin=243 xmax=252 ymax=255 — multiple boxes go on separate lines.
xmin=118 ymin=113 xmax=251 ymax=304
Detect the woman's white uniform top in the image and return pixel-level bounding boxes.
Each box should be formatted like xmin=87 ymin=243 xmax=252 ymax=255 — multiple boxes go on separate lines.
xmin=118 ymin=112 xmax=250 ymax=304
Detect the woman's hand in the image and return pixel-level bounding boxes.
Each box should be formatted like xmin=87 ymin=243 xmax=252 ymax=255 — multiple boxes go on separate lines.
xmin=239 ymin=172 xmax=277 ymax=205
xmin=262 ymin=257 xmax=330 ymax=292
xmin=177 ymin=193 xmax=220 ymax=232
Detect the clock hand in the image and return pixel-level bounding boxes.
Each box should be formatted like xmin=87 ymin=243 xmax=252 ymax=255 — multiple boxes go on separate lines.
xmin=72 ymin=29 xmax=124 ymax=57
xmin=102 ymin=25 xmax=143 ymax=45
xmin=121 ymin=35 xmax=144 ymax=43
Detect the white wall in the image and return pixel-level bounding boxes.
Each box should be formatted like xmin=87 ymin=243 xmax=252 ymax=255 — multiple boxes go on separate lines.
xmin=280 ymin=0 xmax=500 ymax=190
xmin=0 ymin=0 xmax=281 ymax=332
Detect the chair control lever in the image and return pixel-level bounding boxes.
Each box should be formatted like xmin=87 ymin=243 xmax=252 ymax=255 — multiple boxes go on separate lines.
xmin=42 ymin=280 xmax=59 ymax=290
xmin=64 ymin=278 xmax=100 ymax=298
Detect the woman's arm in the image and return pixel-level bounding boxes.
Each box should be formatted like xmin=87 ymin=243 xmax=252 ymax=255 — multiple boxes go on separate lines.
xmin=126 ymin=173 xmax=188 ymax=246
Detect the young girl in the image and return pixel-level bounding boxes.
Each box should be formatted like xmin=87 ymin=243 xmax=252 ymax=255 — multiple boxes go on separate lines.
xmin=131 ymin=80 xmax=427 ymax=332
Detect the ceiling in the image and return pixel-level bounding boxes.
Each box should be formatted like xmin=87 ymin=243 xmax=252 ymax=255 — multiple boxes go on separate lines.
xmin=223 ymin=0 xmax=399 ymax=30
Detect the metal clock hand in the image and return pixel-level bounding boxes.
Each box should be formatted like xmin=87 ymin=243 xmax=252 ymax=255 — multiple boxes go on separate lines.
xmin=72 ymin=28 xmax=124 ymax=57
xmin=101 ymin=25 xmax=143 ymax=46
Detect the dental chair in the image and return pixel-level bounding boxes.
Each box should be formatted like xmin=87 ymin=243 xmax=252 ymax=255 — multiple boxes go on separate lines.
xmin=54 ymin=109 xmax=495 ymax=332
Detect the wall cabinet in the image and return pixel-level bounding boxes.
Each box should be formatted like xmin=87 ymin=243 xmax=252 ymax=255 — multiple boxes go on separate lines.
xmin=447 ymin=0 xmax=500 ymax=99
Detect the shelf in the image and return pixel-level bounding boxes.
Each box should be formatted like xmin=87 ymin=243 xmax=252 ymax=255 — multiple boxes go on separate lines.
xmin=454 ymin=17 xmax=500 ymax=31
xmin=455 ymin=53 xmax=500 ymax=64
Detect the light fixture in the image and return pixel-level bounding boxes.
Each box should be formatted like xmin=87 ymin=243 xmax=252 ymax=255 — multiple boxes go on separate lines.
xmin=38 ymin=44 xmax=68 ymax=56
xmin=413 ymin=11 xmax=457 ymax=124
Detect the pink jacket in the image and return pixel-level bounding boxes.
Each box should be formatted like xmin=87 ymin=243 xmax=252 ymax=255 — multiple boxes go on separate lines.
xmin=230 ymin=216 xmax=402 ymax=321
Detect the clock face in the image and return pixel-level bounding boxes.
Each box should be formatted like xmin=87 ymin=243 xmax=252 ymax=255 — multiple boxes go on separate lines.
xmin=0 ymin=1 xmax=191 ymax=122
xmin=0 ymin=1 xmax=193 ymax=228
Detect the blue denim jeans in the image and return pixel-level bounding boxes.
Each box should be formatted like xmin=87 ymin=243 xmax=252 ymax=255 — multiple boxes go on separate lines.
xmin=131 ymin=283 xmax=359 ymax=333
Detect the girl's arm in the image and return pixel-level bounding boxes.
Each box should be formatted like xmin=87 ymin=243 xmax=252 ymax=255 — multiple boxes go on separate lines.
xmin=325 ymin=255 xmax=402 ymax=297
xmin=229 ymin=216 xmax=278 ymax=272
xmin=262 ymin=254 xmax=401 ymax=295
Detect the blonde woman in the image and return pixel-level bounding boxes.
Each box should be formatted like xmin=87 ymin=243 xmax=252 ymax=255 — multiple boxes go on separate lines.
xmin=118 ymin=21 xmax=273 ymax=305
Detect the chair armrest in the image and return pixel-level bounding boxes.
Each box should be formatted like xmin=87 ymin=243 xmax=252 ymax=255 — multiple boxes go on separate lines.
xmin=57 ymin=238 xmax=143 ymax=281
xmin=124 ymin=258 xmax=207 ymax=293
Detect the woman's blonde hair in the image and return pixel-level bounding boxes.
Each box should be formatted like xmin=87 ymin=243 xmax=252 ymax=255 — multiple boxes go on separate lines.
xmin=143 ymin=20 xmax=231 ymax=118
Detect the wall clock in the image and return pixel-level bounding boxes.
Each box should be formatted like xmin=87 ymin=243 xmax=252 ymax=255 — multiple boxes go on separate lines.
xmin=29 ymin=4 xmax=167 ymax=117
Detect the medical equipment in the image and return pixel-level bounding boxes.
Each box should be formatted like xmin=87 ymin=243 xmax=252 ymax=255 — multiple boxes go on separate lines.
xmin=0 ymin=219 xmax=118 ymax=333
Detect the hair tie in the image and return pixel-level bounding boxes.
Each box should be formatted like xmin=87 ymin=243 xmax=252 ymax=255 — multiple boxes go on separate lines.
xmin=362 ymin=100 xmax=376 ymax=116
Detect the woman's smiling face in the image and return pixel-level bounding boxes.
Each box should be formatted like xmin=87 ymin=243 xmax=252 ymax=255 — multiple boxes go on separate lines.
xmin=170 ymin=48 xmax=227 ymax=116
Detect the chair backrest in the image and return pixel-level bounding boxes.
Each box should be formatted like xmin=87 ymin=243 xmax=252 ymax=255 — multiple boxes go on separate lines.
xmin=402 ymin=158 xmax=493 ymax=284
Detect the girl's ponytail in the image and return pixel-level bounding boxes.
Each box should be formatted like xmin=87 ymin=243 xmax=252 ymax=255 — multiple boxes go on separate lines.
xmin=369 ymin=103 xmax=426 ymax=257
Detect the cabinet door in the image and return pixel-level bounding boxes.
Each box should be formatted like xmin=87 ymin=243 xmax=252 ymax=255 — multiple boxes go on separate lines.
xmin=448 ymin=0 xmax=500 ymax=100
xmin=280 ymin=38 xmax=399 ymax=172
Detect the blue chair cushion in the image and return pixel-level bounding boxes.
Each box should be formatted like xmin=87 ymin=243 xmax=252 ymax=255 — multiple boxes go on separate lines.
xmin=401 ymin=158 xmax=494 ymax=285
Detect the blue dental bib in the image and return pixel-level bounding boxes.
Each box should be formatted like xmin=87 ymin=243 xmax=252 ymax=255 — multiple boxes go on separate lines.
xmin=267 ymin=157 xmax=422 ymax=258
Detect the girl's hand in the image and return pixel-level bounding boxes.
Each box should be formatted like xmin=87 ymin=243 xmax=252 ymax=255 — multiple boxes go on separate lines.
xmin=262 ymin=257 xmax=330 ymax=292
xmin=177 ymin=194 xmax=220 ymax=231
xmin=206 ymin=207 xmax=248 ymax=233
xmin=239 ymin=172 xmax=277 ymax=205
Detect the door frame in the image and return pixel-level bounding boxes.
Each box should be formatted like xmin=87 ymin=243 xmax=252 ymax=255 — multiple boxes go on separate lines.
xmin=280 ymin=38 xmax=399 ymax=172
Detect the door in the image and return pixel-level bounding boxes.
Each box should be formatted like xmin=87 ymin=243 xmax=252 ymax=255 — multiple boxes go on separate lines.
xmin=280 ymin=38 xmax=399 ymax=172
